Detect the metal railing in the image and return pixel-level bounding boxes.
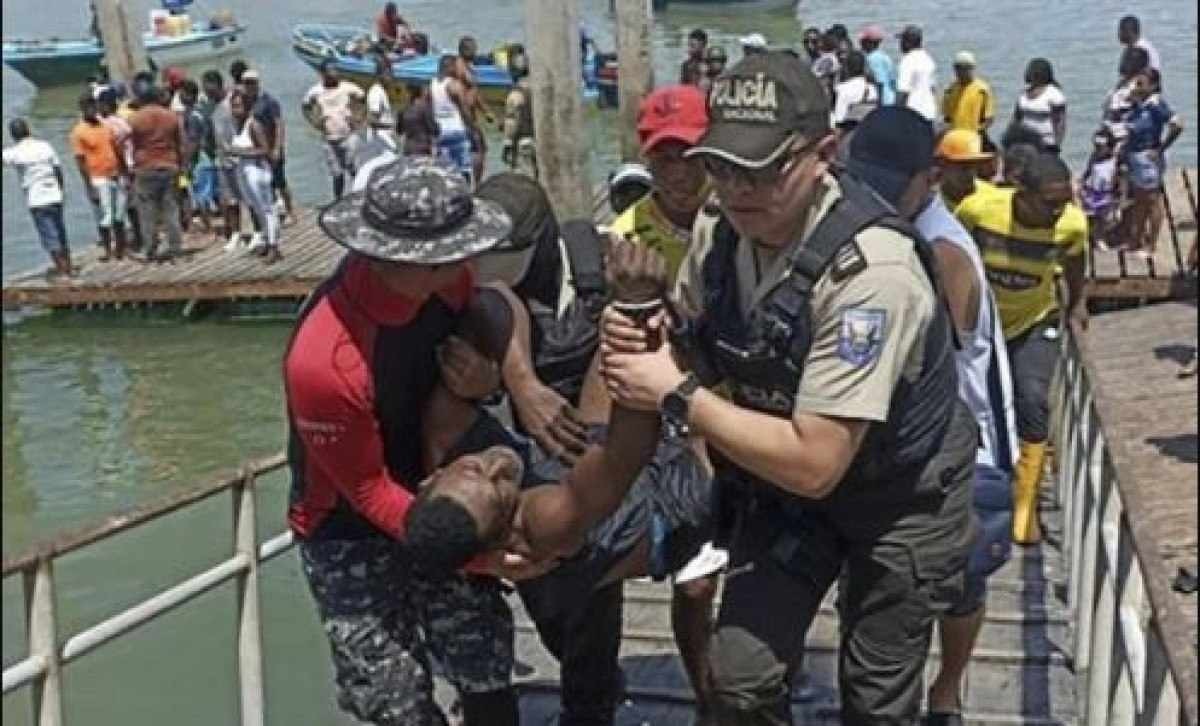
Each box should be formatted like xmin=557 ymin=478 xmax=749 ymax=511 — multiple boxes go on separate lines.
xmin=1052 ymin=320 xmax=1198 ymax=726
xmin=1 ymin=453 xmax=292 ymax=726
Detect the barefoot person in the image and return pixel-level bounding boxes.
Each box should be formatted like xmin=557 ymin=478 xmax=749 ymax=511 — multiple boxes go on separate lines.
xmin=455 ymin=36 xmax=498 ymax=185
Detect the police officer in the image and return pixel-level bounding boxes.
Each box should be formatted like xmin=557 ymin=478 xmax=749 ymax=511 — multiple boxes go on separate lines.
xmin=600 ymin=52 xmax=977 ymax=724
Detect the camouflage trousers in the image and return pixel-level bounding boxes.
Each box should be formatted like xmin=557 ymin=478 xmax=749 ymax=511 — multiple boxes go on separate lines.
xmin=299 ymin=538 xmax=514 ymax=726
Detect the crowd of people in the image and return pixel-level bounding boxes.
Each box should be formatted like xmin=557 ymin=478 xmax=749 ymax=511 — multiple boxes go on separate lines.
xmin=3 ymin=60 xmax=294 ymax=272
xmin=2 ymin=8 xmax=535 ymax=277
xmin=270 ymin=11 xmax=1190 ymax=726
xmin=676 ymin=13 xmax=1186 ymax=260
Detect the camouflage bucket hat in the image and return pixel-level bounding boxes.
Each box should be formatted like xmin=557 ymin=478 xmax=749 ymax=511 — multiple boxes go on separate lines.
xmin=318 ymin=158 xmax=512 ymax=265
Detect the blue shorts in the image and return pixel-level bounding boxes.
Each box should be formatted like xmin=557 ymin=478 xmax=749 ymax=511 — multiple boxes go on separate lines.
xmin=948 ymin=462 xmax=1013 ymax=617
xmin=191 ymin=164 xmax=218 ymax=209
xmin=437 ymin=131 xmax=473 ymax=183
xmin=1127 ymin=150 xmax=1164 ymax=192
xmin=30 ymin=204 xmax=68 ymax=254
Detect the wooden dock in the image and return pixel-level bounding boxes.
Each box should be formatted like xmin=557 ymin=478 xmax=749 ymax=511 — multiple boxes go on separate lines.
xmin=2 ymin=208 xmax=332 ymax=309
xmin=1086 ymin=167 xmax=1199 ymax=301
xmin=2 ymin=187 xmax=617 ymax=312
xmin=511 ymin=524 xmax=1079 ymax=724
xmin=2 ymin=171 xmax=1195 ymax=312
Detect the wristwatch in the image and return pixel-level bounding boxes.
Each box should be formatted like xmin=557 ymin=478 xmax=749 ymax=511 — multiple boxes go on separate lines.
xmin=661 ymin=374 xmax=701 ymax=428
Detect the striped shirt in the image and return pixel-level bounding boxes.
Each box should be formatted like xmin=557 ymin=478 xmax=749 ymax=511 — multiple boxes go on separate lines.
xmin=955 ymin=184 xmax=1087 ymax=340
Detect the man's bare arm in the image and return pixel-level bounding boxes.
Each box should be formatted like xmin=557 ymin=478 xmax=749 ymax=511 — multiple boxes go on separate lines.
xmin=457 ymin=286 xmax=516 ymax=362
xmin=931 ymin=240 xmax=981 ymax=336
xmin=518 ymin=234 xmax=671 ymax=556
xmin=689 ymin=389 xmax=869 ymax=498
xmin=485 ymin=284 xmax=590 ymax=460
xmin=1062 ymin=252 xmax=1088 ymax=330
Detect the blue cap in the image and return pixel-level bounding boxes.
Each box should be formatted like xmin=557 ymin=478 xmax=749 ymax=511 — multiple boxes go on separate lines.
xmin=845 ymin=107 xmax=935 ymax=206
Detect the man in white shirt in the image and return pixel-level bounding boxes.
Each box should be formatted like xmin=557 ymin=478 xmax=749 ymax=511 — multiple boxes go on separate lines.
xmin=302 ymin=59 xmax=367 ymax=200
xmin=366 ymin=54 xmax=396 ymax=139
xmin=896 ymin=25 xmax=938 ymax=122
xmin=846 ymin=108 xmax=1019 ymax=724
xmin=3 ymin=118 xmax=72 ymax=276
xmin=832 ymin=50 xmax=878 ymax=130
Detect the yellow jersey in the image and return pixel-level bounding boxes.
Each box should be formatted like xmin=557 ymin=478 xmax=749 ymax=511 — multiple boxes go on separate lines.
xmin=943 ymin=178 xmax=998 ymax=214
xmin=942 ymin=78 xmax=995 ymax=132
xmin=610 ymin=194 xmax=692 ymax=279
xmin=955 ymin=184 xmax=1087 ymax=340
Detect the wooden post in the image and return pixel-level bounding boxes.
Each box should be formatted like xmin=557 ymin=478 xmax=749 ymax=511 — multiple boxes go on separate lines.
xmin=523 ymin=0 xmax=592 ymax=219
xmin=615 ymin=0 xmax=654 ymax=162
xmin=93 ymin=0 xmax=148 ymax=84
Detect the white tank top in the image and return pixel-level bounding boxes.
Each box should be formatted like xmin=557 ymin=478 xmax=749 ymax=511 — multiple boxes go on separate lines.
xmin=430 ymin=77 xmax=466 ymax=136
xmin=916 ymin=194 xmax=1019 ymax=470
xmin=231 ymin=119 xmax=255 ymax=151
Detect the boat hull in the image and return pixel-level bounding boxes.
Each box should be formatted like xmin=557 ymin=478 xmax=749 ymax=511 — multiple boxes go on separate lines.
xmin=291 ymin=26 xmax=512 ymax=109
xmin=2 ymin=25 xmax=245 ymax=88
xmin=291 ymin=24 xmax=598 ymax=114
xmin=664 ymin=0 xmax=795 ymax=9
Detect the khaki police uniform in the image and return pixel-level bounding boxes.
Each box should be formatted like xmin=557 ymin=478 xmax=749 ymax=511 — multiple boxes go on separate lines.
xmin=673 ymin=174 xmax=976 ymax=725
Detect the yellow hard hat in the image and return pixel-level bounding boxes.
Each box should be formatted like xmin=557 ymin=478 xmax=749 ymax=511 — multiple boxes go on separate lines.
xmin=936 ymin=129 xmax=994 ymax=162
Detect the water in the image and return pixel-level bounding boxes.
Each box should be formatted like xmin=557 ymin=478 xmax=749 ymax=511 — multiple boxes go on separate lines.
xmin=1 ymin=1 xmax=1196 ymax=723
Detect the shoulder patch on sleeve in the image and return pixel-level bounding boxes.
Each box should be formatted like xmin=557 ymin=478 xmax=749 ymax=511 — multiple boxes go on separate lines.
xmin=829 ymin=240 xmax=868 ymax=282
xmin=837 ymin=307 xmax=887 ymax=366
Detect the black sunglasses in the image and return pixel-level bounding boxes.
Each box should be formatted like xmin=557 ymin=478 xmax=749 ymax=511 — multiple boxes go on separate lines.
xmin=702 ymin=136 xmax=822 ymax=189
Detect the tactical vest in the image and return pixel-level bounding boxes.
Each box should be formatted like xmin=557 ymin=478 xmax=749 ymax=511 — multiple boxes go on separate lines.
xmin=693 ymin=174 xmax=958 ymax=510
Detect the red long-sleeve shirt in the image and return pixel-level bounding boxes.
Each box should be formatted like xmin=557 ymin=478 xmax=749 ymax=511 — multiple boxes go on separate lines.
xmin=284 ymin=256 xmax=472 ymax=541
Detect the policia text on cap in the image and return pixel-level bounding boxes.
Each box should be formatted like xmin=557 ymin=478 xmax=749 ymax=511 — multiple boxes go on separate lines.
xmin=600 ymin=51 xmax=977 ymax=725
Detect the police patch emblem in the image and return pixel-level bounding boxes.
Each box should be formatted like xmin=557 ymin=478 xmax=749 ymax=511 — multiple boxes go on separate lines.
xmin=837 ymin=308 xmax=887 ymax=366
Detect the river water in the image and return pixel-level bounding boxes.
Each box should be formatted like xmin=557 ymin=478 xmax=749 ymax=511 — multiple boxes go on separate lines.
xmin=2 ymin=0 xmax=1196 ymax=723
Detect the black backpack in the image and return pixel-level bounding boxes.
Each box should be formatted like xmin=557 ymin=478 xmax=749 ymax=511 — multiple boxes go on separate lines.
xmin=527 ymin=219 xmax=607 ymax=405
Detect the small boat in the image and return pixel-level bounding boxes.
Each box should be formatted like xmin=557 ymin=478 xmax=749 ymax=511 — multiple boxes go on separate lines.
xmin=655 ymin=0 xmax=797 ymax=10
xmin=3 ymin=18 xmax=245 ymax=88
xmin=291 ymin=23 xmax=602 ymax=112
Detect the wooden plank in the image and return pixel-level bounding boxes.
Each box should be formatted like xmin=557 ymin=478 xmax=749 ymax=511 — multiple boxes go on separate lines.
xmin=1084 ymin=274 xmax=1197 ymax=300
xmin=1085 ymin=167 xmax=1198 ymax=301
xmin=2 ymin=279 xmax=318 ymax=307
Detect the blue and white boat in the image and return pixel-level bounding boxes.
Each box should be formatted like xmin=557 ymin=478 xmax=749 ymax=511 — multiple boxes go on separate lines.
xmin=3 ymin=6 xmax=244 ymax=88
xmin=291 ymin=23 xmax=601 ymax=112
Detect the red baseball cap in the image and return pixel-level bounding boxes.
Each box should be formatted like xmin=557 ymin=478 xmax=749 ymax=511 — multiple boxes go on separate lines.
xmin=859 ymin=25 xmax=886 ymax=42
xmin=162 ymin=67 xmax=187 ymax=89
xmin=636 ymin=85 xmax=708 ymax=155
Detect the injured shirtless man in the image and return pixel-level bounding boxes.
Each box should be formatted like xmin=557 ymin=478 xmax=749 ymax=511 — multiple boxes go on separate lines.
xmin=407 ymin=238 xmax=715 ymax=622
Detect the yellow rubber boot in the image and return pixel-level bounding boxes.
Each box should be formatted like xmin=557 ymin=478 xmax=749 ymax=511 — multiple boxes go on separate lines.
xmin=1012 ymin=440 xmax=1046 ymax=545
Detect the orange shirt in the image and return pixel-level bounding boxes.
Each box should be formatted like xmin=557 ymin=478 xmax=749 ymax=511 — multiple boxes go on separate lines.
xmin=69 ymin=120 xmax=120 ymax=180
